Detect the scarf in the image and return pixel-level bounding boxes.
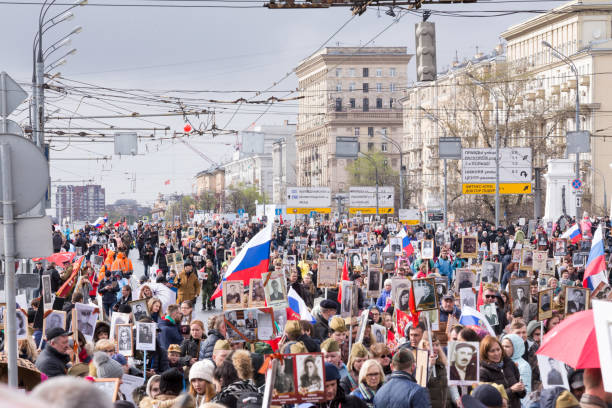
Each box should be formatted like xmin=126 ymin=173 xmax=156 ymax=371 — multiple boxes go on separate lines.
xmin=358 ymin=383 xmax=376 ymax=408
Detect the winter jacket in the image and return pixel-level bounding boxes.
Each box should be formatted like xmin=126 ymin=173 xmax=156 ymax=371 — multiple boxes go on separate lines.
xmin=142 ymin=246 xmax=155 ymax=267
xmin=35 ymin=344 xmax=70 ymax=378
xmin=176 ymin=270 xmax=200 ymax=303
xmin=210 ymin=380 xmax=260 ymax=408
xmin=298 ymin=334 xmax=320 ymax=352
xmin=180 ymin=336 xmax=204 ymax=365
xmin=503 ymin=333 xmax=532 ymax=406
xmin=315 ymin=385 xmax=369 ymax=408
xmin=434 ymin=256 xmax=454 ymax=284
xmin=313 ymin=311 xmax=331 ymax=342
xmin=139 ymin=394 xmax=195 ymax=408
xmin=158 ymin=316 xmax=184 ymax=351
xmin=111 ymin=252 xmax=133 ymax=276
xmin=479 ymin=357 xmax=526 ymax=408
xmin=199 ymin=329 xmax=224 ymax=360
xmin=439 ymin=305 xmax=461 ymax=323
xmin=373 ymin=371 xmax=432 ymax=408
xmin=98 ymin=277 xmax=119 ymax=304
xmin=427 ymin=359 xmax=449 ymax=408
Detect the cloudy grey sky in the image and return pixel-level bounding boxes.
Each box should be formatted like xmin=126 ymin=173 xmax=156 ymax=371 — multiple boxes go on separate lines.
xmin=1 ymin=0 xmax=563 ymax=209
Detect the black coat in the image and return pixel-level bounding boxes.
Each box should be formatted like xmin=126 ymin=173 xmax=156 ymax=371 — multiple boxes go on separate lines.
xmin=479 ymin=358 xmax=526 ymax=408
xmin=199 ymin=329 xmax=224 ymax=360
xmin=35 ymin=345 xmax=70 ymax=378
xmin=313 ymin=311 xmax=330 ymax=342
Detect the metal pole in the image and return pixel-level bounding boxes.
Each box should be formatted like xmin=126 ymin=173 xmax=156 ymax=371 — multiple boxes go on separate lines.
xmin=375 ymin=165 xmax=379 ymax=215
xmin=444 ymin=159 xmax=448 ymax=226
xmin=399 ymin=150 xmax=404 ymax=209
xmin=574 ymin=68 xmax=580 ymax=220
xmin=1 ymin=143 xmax=18 ymax=387
xmin=495 ymin=100 xmax=500 ymax=229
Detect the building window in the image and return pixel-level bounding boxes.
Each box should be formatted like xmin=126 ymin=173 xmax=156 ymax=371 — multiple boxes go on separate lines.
xmin=382 ymin=143 xmax=388 ymax=152
xmin=354 ymin=127 xmax=360 ymax=137
xmin=363 ymin=67 xmax=369 ymax=77
xmin=350 ymin=98 xmax=356 ymax=108
xmin=336 ymin=83 xmax=342 ymax=92
xmin=390 ymin=83 xmax=397 ymax=92
xmin=349 ymin=82 xmax=355 ymax=92
xmin=349 ymin=68 xmax=355 ymax=77
xmin=335 ymin=98 xmax=342 ymax=112
xmin=376 ymin=68 xmax=382 ymax=77
xmin=368 ymin=127 xmax=374 ymax=137
xmin=389 ymin=98 xmax=394 ymax=109
xmin=376 ymin=98 xmax=383 ymax=109
xmin=368 ymin=142 xmax=374 ymax=151
xmin=363 ymin=83 xmax=369 ymax=93
xmin=363 ymin=98 xmax=369 ymax=112
xmin=390 ymin=67 xmax=396 ymax=77
xmin=381 ymin=127 xmax=387 ymax=136
xmin=336 ymin=68 xmax=342 ymax=77
xmin=376 ymin=83 xmax=382 ymax=92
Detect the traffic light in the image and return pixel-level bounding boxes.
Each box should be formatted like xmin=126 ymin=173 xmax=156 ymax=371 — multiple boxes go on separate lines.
xmin=415 ymin=21 xmax=437 ymax=81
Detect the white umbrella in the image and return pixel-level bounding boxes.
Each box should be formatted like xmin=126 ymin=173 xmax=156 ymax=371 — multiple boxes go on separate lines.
xmin=135 ymin=282 xmax=176 ymax=313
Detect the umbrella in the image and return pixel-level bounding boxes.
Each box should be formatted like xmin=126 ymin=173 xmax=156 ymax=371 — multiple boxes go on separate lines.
xmin=135 ymin=282 xmax=176 ymax=313
xmin=536 ymin=309 xmax=599 ymax=369
xmin=0 ymin=353 xmax=42 ymax=390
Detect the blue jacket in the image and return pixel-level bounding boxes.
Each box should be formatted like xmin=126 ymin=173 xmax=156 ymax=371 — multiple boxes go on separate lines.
xmin=373 ymin=371 xmax=431 ymax=408
xmin=158 ymin=317 xmax=183 ymax=351
xmin=434 ymin=256 xmax=454 ymax=284
xmin=376 ymin=289 xmax=391 ymax=310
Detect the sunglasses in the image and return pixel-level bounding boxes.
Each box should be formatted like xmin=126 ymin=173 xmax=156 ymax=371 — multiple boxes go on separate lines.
xmin=381 ymin=354 xmax=392 ymax=358
xmin=485 ymin=295 xmax=496 ymax=299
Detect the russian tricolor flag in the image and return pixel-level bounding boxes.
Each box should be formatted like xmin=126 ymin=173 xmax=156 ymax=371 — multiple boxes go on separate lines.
xmin=583 ymin=224 xmax=607 ymax=291
xmin=288 ymin=287 xmax=315 ymax=323
xmin=397 ymin=228 xmax=414 ymax=256
xmin=211 ymin=223 xmax=272 ymax=300
xmin=93 ymin=216 xmax=106 ymax=229
xmin=561 ymin=223 xmax=582 ymax=244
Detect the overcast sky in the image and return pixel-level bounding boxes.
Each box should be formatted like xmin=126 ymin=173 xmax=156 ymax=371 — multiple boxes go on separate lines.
xmin=1 ymin=0 xmax=564 ymax=210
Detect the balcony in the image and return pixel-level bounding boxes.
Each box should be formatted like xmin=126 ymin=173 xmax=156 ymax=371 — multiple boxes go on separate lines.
xmin=525 ymin=92 xmax=535 ymax=101
xmin=536 ymin=89 xmax=545 ymax=100
xmin=328 ymin=109 xmax=403 ymax=123
xmin=514 ymin=96 xmax=523 ymax=107
xmin=580 ymin=75 xmax=590 ymax=86
xmin=567 ymin=79 xmax=577 ymax=89
xmin=551 ymin=85 xmax=560 ymax=96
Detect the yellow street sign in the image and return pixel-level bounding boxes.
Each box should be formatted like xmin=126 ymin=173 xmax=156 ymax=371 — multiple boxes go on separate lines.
xmin=349 ymin=207 xmax=394 ymax=215
xmin=462 ymin=183 xmax=532 ymax=195
xmin=401 ymin=220 xmax=419 ymax=225
xmin=286 ymin=207 xmax=331 ymax=214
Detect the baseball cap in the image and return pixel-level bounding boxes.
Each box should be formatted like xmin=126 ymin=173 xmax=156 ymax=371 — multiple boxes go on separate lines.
xmin=46 ymin=327 xmax=72 ymax=341
xmin=442 ymin=293 xmax=454 ymax=301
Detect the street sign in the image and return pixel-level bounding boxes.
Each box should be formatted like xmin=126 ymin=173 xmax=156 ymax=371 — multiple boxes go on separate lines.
xmin=0 ymin=119 xmax=24 ymax=136
xmin=0 ymin=216 xmax=53 ymax=258
xmin=0 ymin=72 xmax=28 ymax=118
xmin=566 ymin=131 xmax=591 ymax=154
xmin=462 ymin=183 xmax=532 ymax=195
xmin=286 ymin=187 xmax=331 ymax=213
xmin=238 ymin=208 xmax=245 ymax=216
xmin=348 ymin=207 xmax=394 ymax=215
xmin=399 ymin=208 xmax=420 ymax=225
xmin=576 ymin=195 xmax=582 ymax=208
xmin=349 ymin=186 xmax=394 ymax=209
xmin=274 ymin=208 xmax=282 ymax=216
xmin=0 ymin=274 xmax=40 ymax=290
xmin=426 ymin=210 xmax=444 ymax=223
xmin=571 ymin=179 xmax=582 ymax=190
xmin=0 ymin=133 xmax=49 ymax=217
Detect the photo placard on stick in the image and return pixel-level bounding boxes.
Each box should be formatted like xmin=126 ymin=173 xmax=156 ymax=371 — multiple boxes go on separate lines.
xmin=43 ymin=310 xmax=67 ymax=340
xmin=317 ymin=259 xmax=338 ymax=288
xmin=93 ymin=378 xmax=120 ymax=402
xmin=223 ymin=280 xmax=244 ymax=310
xmin=135 ymin=322 xmax=156 ymax=351
xmin=421 ymin=240 xmax=434 ymax=259
xmin=263 ymin=272 xmax=288 ymax=309
xmin=480 ymin=261 xmax=501 ymax=285
xmin=116 ymin=324 xmax=134 ymax=357
xmin=412 ymin=278 xmax=437 ymax=311
xmin=271 ymin=353 xmax=326 ymax=405
xmin=73 ymin=303 xmax=98 ymax=342
xmin=248 ymin=278 xmax=266 ymax=308
xmin=461 ymin=237 xmax=478 ymax=258
xmin=366 ymin=268 xmax=382 ymax=298
xmin=509 ymin=281 xmax=531 ymax=315
xmin=532 ymin=251 xmax=548 ymax=272
xmin=537 ymin=355 xmax=569 ymax=390
xmin=564 ymin=286 xmax=590 ymax=315
xmin=447 ymin=341 xmax=480 ymax=385
xmin=538 ymin=289 xmax=553 ymax=321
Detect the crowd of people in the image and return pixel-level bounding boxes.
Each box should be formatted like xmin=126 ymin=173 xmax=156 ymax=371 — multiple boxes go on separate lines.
xmin=3 ymin=212 xmax=612 ymax=408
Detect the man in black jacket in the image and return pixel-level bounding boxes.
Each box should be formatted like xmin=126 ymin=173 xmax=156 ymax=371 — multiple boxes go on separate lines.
xmin=35 ymin=327 xmax=72 ymax=378
xmin=313 ymin=299 xmax=337 ymax=342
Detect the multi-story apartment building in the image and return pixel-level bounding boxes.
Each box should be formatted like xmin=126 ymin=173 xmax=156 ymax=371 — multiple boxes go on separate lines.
xmin=295 ymin=47 xmax=412 ymax=199
xmin=195 ymin=167 xmax=226 ymax=212
xmin=402 ymin=0 xmax=612 ymax=218
xmin=56 ymin=184 xmax=105 ymax=222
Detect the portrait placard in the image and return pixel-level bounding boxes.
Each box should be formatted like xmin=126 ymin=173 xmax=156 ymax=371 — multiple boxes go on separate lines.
xmin=537 ymin=355 xmax=569 ymax=390
xmin=412 ymin=278 xmax=437 ymax=311
xmin=116 ymin=323 xmax=133 ymax=357
xmin=93 ymin=378 xmax=120 ymax=402
xmin=135 ymin=322 xmax=156 ymax=351
xmin=480 ymin=261 xmax=501 ymax=285
xmin=263 ymin=272 xmax=288 ymax=308
xmin=509 ymin=281 xmax=531 ymax=315
xmin=538 ymin=289 xmax=553 ymax=321
xmin=248 ymin=278 xmax=266 ymax=308
xmin=392 ymin=278 xmax=411 ymax=312
xmin=223 ymin=280 xmax=244 ymax=310
xmin=461 ymin=237 xmax=478 ymax=258
xmin=317 ymin=259 xmax=338 ymax=288
xmin=553 ymin=239 xmax=568 ymax=256
xmin=74 ymin=303 xmax=98 ymax=342
xmin=271 ymin=353 xmax=326 ymax=405
xmin=447 ymin=341 xmax=480 ymax=385
xmin=129 ymin=299 xmax=150 ymax=322
xmin=43 ymin=310 xmax=67 ymax=340
xmin=564 ymin=286 xmax=590 ymax=315
xmin=532 ymin=251 xmax=548 ymax=272
xmin=366 ymin=268 xmax=382 ymax=297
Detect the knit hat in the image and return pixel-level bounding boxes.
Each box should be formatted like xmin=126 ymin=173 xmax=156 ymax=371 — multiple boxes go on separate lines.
xmin=159 ymin=368 xmax=184 ymax=396
xmin=471 ymin=384 xmax=503 ymax=407
xmin=213 ymin=339 xmax=231 ymax=351
xmin=189 ymin=360 xmax=215 ymax=383
xmin=324 ymin=362 xmax=341 ymax=381
xmin=320 ymin=299 xmax=337 ymax=310
xmin=526 ymin=320 xmax=540 ymax=338
xmin=329 ymin=316 xmax=347 ymax=332
xmin=284 ymin=320 xmax=302 ymax=338
xmin=167 ymin=344 xmax=181 ymax=354
xmin=320 ymin=338 xmax=340 ymax=353
xmin=93 ymin=352 xmax=124 ymax=379
xmin=112 ymin=353 xmax=128 ymax=366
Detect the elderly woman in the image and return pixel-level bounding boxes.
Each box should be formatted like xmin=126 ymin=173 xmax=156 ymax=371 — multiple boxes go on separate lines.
xmin=350 ymin=359 xmax=385 ymax=407
xmin=369 ymin=343 xmax=392 ymax=375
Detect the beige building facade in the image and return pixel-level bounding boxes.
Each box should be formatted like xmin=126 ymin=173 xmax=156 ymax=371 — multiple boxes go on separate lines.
xmin=194 ymin=167 xmax=225 ymax=211
xmin=402 ymin=0 xmax=612 ymax=217
xmin=295 ymin=47 xmax=412 ymax=200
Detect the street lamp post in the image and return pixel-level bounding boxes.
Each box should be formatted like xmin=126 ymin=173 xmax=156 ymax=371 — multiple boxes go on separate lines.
xmin=542 ymin=40 xmax=581 ymax=219
xmin=359 ymin=152 xmax=379 ymax=215
xmin=467 ymin=74 xmax=501 ymax=229
xmin=379 ymin=132 xmax=404 ymax=208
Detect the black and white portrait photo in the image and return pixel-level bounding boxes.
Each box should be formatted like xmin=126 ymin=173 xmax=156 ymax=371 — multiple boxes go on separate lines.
xmin=572 ymin=253 xmax=585 ymax=268
xmin=296 ymin=354 xmax=324 ymax=394
xmin=129 ymin=299 xmax=150 ymax=322
xmin=520 ymin=248 xmax=534 ymax=270
xmin=537 ymin=355 xmax=569 ymax=389
xmin=460 ymin=288 xmax=476 ymax=309
xmin=15 ymin=309 xmax=28 ymax=340
xmin=265 ymin=273 xmax=287 ymax=307
xmin=348 ymin=250 xmax=363 ymax=269
xmin=421 ymin=240 xmax=434 ymax=259
xmin=565 ymin=287 xmax=589 ymax=315
xmin=382 ymin=252 xmax=395 ymax=272
xmin=447 ymin=341 xmax=479 ymax=385
xmin=75 ymin=303 xmax=97 ymax=341
xmin=274 ymin=355 xmax=296 ymax=395
xmin=136 ymin=322 xmax=156 ymax=351
xmin=455 ymin=269 xmax=476 ymax=292
xmin=510 ymin=283 xmax=531 ymax=315
xmin=367 ymin=268 xmax=382 ymax=295
xmin=116 ymin=324 xmax=133 ymax=357
xmin=395 ymin=284 xmax=411 ymax=313
xmin=481 ymin=262 xmax=501 ymax=284
xmin=435 ymin=278 xmax=448 ymax=298
xmin=371 ymin=324 xmax=387 ymax=344
xmin=413 ymin=278 xmax=436 ymax=311
xmin=44 ymin=310 xmax=66 ymax=340
xmin=482 ymin=303 xmax=499 ymax=327
xmin=248 ymin=278 xmax=266 ymax=307
xmin=224 ymin=281 xmax=244 ymax=309
xmin=340 ymin=281 xmax=354 ymax=317
xmin=553 ymin=239 xmax=568 ymax=257
xmin=41 ymin=274 xmax=53 ymax=308
xmin=368 ymin=250 xmax=380 ymax=267
xmin=274 ymin=309 xmax=287 ymax=333
xmin=110 ymin=312 xmax=131 ymax=340
xmin=461 ymin=237 xmax=478 ymax=258
xmin=538 ymin=289 xmax=553 ymax=321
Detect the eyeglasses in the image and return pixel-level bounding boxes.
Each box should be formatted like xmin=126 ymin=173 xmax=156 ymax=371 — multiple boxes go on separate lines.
xmin=380 ymin=354 xmax=392 ymax=359
xmin=485 ymin=295 xmax=496 ymax=299
xmin=366 ymin=373 xmax=380 ymax=377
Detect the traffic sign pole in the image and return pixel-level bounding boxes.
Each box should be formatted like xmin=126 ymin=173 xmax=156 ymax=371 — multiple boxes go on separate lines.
xmin=1 ymin=143 xmax=18 ymax=387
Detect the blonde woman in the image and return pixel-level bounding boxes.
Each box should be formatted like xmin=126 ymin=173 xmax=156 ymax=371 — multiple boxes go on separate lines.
xmin=350 ymin=359 xmax=385 ymax=407
xmin=418 ymin=334 xmax=449 ymax=408
xmin=147 ymin=297 xmax=162 ymax=323
xmin=18 ymin=337 xmax=38 ymax=363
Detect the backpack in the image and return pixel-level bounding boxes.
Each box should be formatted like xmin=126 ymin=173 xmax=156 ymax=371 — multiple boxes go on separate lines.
xmin=234 ymin=389 xmax=263 ymax=408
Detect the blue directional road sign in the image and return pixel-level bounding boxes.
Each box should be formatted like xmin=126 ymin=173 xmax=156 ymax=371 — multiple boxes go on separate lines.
xmin=571 ymin=179 xmax=582 ymax=190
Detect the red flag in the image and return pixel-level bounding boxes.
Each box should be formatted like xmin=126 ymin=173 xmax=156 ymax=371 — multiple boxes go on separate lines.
xmin=476 ymin=282 xmax=485 ymax=312
xmin=408 ymin=286 xmax=420 ymax=327
xmin=164 ymin=179 xmax=170 ymax=185
xmin=396 ymin=309 xmax=412 ymax=338
xmin=337 ymin=258 xmax=349 ymax=303
xmin=286 ymin=307 xmax=300 ymax=321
